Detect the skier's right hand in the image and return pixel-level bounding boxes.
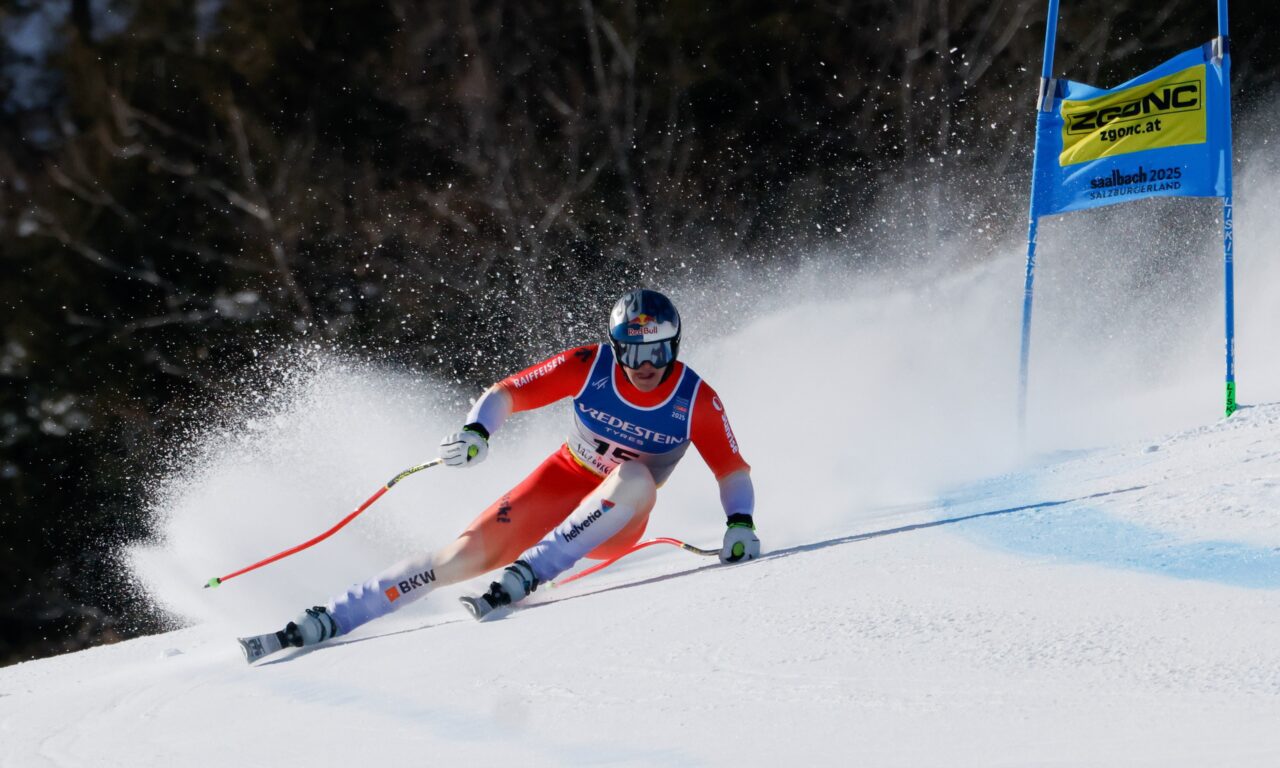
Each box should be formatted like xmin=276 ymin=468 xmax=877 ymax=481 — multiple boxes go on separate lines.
xmin=440 ymin=423 xmax=489 ymax=467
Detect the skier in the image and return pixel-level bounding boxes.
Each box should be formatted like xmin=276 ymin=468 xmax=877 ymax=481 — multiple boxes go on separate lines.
xmin=241 ymin=289 xmax=757 ymax=661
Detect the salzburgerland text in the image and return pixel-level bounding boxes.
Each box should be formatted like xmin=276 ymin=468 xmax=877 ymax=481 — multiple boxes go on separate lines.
xmin=1087 ymin=164 xmax=1184 ymax=201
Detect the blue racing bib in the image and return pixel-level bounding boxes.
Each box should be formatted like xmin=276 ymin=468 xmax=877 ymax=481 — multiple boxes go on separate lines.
xmin=566 ymin=344 xmax=700 ymax=482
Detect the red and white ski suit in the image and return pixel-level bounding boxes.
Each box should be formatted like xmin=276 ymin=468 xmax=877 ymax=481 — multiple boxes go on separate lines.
xmin=461 ymin=343 xmax=751 ymax=577
xmin=327 ymin=344 xmax=751 ymax=632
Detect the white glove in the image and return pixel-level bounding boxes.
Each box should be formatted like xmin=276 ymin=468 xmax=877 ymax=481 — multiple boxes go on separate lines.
xmin=440 ymin=425 xmax=489 ymax=468
xmin=720 ymin=514 xmax=760 ymax=563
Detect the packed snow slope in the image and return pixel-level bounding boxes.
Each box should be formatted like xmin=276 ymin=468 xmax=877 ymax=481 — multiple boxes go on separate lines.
xmin=7 ymin=111 xmax=1280 ymax=766
xmin=4 ymin=405 xmax=1280 ymax=766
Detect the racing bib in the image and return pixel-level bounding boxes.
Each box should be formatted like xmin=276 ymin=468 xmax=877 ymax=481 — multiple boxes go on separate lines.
xmin=567 ymin=345 xmax=699 ymax=482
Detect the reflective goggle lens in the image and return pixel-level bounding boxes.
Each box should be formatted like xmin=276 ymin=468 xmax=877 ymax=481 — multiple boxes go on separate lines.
xmin=614 ymin=339 xmax=675 ymax=369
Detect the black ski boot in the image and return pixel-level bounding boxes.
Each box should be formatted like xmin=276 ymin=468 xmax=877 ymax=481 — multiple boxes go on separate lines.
xmin=459 ymin=561 xmax=539 ymax=620
xmin=238 ymin=606 xmax=339 ymax=664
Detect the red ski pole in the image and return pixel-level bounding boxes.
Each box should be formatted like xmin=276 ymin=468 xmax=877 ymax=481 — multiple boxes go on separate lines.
xmin=552 ymin=537 xmax=718 ymax=587
xmin=203 ymin=458 xmax=444 ymax=588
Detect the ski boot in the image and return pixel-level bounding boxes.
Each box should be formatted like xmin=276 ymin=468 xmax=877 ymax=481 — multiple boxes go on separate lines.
xmin=238 ymin=606 xmax=339 ymax=664
xmin=459 ymin=561 xmax=538 ymax=621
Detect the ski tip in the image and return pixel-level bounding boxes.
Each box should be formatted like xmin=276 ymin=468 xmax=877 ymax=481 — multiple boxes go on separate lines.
xmin=458 ymin=595 xmax=484 ymax=621
xmin=238 ymin=633 xmax=284 ymax=665
xmin=204 ymin=577 xmax=222 ymax=589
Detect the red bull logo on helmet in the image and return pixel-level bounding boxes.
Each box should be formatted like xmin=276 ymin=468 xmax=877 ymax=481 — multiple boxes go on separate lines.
xmin=624 ymin=314 xmax=679 ymax=340
xmin=627 ymin=313 xmax=660 ymax=336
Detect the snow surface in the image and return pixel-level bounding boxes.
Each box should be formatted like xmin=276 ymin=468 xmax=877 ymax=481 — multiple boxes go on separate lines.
xmin=6 ymin=118 xmax=1280 ymax=767
xmin=5 ymin=406 xmax=1280 ymax=766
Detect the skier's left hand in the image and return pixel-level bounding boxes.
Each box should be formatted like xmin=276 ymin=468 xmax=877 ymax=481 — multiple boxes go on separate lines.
xmin=720 ymin=514 xmax=760 ymax=563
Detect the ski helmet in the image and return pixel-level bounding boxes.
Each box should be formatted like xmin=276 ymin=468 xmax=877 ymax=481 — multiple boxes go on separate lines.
xmin=608 ymin=289 xmax=681 ymax=369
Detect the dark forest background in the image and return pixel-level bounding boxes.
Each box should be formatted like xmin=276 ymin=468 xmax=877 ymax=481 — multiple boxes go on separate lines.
xmin=2 ymin=0 xmax=1277 ymax=666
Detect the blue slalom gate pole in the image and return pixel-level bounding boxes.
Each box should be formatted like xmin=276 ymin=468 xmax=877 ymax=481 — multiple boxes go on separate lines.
xmin=1219 ymin=0 xmax=1237 ymax=417
xmin=1017 ymin=217 xmax=1040 ymax=438
xmin=1017 ymin=0 xmax=1061 ymax=439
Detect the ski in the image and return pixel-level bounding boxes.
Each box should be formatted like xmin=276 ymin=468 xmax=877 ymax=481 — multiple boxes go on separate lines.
xmin=238 ymin=631 xmax=287 ymax=664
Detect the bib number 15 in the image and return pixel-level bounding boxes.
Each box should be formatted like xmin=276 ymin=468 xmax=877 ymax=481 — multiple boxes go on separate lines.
xmin=592 ymin=439 xmax=639 ymax=462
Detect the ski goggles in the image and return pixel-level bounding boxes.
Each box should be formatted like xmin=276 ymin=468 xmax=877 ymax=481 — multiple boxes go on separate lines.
xmin=612 ymin=338 xmax=677 ymax=369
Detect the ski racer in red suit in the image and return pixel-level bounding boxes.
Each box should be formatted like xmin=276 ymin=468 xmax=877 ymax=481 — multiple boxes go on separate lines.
xmin=265 ymin=289 xmax=758 ymax=650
